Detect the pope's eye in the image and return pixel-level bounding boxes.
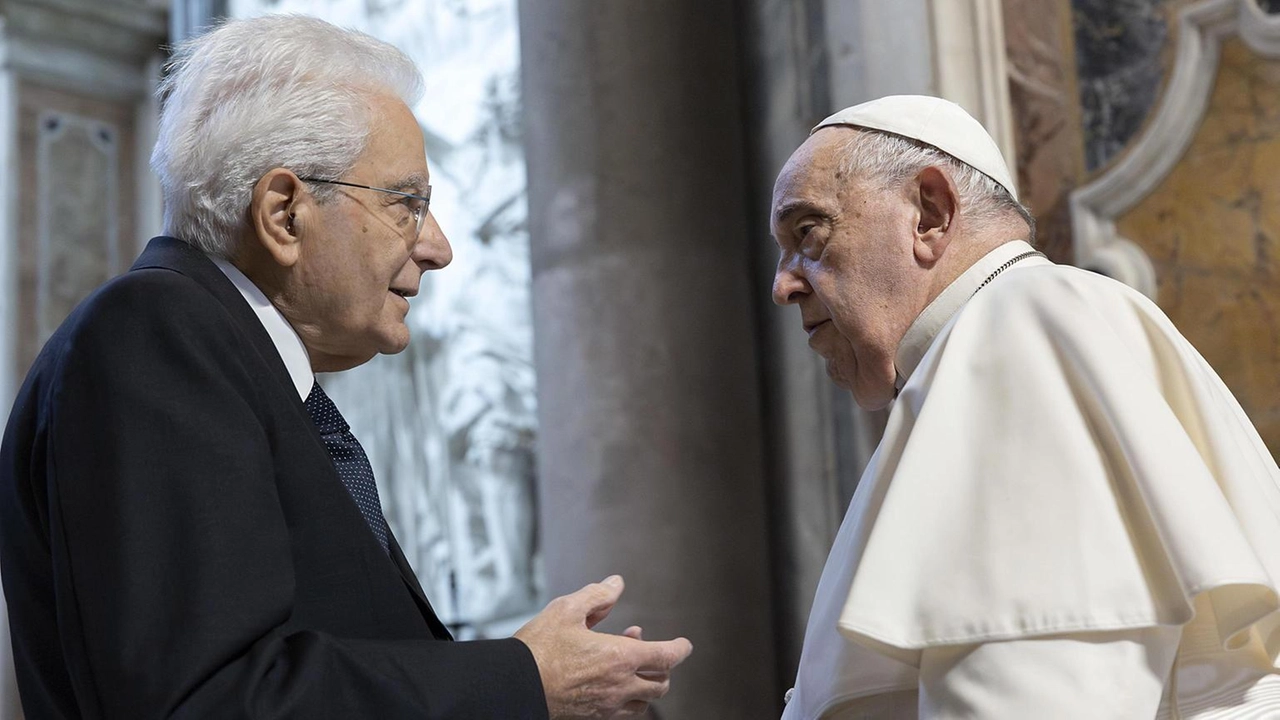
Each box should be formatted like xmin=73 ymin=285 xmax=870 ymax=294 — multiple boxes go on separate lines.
xmin=797 ymin=224 xmax=814 ymax=238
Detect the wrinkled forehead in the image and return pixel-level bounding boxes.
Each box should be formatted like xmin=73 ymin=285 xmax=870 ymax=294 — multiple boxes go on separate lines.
xmin=771 ymin=127 xmax=863 ymax=224
xmin=360 ymin=93 xmax=430 ymax=179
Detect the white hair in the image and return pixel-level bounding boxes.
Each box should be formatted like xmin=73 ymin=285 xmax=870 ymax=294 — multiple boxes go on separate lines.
xmin=837 ymin=130 xmax=1036 ymax=242
xmin=151 ymin=14 xmax=424 ymax=256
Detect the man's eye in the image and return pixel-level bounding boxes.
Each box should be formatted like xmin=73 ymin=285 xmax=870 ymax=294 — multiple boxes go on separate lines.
xmin=402 ymin=197 xmax=424 ymax=220
xmin=797 ymin=224 xmax=814 ymax=238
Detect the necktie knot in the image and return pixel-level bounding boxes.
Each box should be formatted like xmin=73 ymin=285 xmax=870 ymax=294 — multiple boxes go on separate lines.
xmin=304 ymin=381 xmax=350 ymax=436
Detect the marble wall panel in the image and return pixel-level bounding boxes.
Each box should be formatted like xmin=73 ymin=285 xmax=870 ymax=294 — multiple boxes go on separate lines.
xmin=37 ymin=114 xmax=118 ymax=346
xmin=1004 ymin=0 xmax=1205 ymax=261
xmin=16 ymin=81 xmax=135 ymax=378
xmin=1116 ymin=38 xmax=1280 ymax=456
xmin=1071 ymin=0 xmax=1171 ymax=171
xmin=1003 ymin=0 xmax=1086 ymax=262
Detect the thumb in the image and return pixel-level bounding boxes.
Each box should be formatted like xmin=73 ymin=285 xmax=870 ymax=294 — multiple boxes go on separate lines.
xmin=636 ymin=636 xmax=694 ymax=672
xmin=575 ymin=575 xmax=625 ymax=628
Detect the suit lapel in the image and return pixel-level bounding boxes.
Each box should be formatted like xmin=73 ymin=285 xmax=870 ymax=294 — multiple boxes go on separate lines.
xmin=388 ymin=532 xmax=454 ymax=640
xmin=132 ymin=237 xmax=452 ymax=638
xmin=131 ymin=238 xmax=330 ymax=468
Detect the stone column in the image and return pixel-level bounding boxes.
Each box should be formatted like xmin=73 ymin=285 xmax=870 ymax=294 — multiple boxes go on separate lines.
xmin=0 ymin=27 xmax=18 ymax=720
xmin=737 ymin=0 xmax=845 ymax=693
xmin=519 ymin=2 xmax=779 ymax=717
xmin=170 ymin=0 xmax=227 ymax=42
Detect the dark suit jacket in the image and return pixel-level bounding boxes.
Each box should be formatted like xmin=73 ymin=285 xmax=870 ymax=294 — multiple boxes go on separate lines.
xmin=0 ymin=237 xmax=548 ymax=719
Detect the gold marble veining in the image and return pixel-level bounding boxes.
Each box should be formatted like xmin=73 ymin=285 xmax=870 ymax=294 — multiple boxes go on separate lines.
xmin=1117 ymin=39 xmax=1280 ymax=456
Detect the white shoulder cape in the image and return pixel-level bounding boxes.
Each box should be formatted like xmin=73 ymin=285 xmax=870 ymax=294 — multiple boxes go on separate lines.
xmin=786 ymin=261 xmax=1280 ymax=717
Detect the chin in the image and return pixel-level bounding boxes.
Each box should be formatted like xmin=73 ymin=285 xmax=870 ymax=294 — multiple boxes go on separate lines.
xmin=827 ymin=362 xmax=892 ymax=410
xmin=313 ymin=350 xmax=377 ymax=374
xmin=376 ymin=327 xmax=412 ymax=355
xmin=823 ymin=355 xmax=865 ymax=393
xmin=848 ymin=372 xmax=898 ymax=410
xmin=824 ymin=358 xmax=852 ymax=389
xmin=826 ymin=346 xmax=896 ymax=411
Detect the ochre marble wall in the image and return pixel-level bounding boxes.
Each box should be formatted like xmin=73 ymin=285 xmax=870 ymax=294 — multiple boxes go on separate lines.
xmin=1002 ymin=0 xmax=1196 ymax=262
xmin=1116 ymin=39 xmax=1280 ymax=456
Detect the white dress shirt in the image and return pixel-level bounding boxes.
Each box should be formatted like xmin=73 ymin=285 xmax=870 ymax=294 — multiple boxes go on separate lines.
xmin=210 ymin=256 xmax=314 ymax=400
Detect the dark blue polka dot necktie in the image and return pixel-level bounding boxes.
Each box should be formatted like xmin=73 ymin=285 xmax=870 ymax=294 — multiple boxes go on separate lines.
xmin=304 ymin=381 xmax=391 ymax=555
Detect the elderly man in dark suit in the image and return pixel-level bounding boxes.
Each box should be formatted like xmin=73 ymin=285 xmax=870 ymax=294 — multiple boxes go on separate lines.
xmin=0 ymin=14 xmax=690 ymax=720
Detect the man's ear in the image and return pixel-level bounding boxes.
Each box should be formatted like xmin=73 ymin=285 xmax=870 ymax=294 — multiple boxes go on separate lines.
xmin=913 ymin=165 xmax=958 ymax=265
xmin=249 ymin=169 xmax=308 ymax=267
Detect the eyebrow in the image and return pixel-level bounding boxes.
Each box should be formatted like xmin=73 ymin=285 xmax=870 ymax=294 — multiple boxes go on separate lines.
xmin=384 ymin=173 xmax=430 ymax=195
xmin=772 ymin=199 xmax=824 ymax=226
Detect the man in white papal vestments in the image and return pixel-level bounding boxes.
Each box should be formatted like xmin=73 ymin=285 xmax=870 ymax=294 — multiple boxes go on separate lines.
xmin=772 ymin=95 xmax=1280 ymax=720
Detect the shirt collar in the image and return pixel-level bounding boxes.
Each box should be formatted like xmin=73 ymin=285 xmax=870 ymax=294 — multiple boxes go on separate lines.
xmin=894 ymin=240 xmax=1041 ymax=387
xmin=210 ymin=256 xmax=315 ymax=400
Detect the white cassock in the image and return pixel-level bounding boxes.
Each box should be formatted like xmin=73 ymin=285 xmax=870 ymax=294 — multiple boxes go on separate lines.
xmin=782 ymin=240 xmax=1280 ymax=719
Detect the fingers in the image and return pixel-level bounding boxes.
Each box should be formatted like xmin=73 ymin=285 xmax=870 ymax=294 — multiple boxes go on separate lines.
xmin=623 ymin=625 xmax=644 ymax=640
xmin=632 ymin=637 xmax=693 ymax=672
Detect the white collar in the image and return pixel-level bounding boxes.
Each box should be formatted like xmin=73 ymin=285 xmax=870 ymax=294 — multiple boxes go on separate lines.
xmin=894 ymin=240 xmax=1042 ymax=386
xmin=210 ymin=256 xmax=315 ymax=400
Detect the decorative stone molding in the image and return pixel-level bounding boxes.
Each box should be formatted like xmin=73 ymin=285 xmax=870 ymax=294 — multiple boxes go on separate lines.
xmin=823 ymin=0 xmax=934 ymax=107
xmin=928 ymin=0 xmax=1018 ymax=179
xmin=1241 ymin=0 xmax=1280 ymax=55
xmin=35 ymin=110 xmax=120 ymax=344
xmin=2 ymin=0 xmax=166 ymax=101
xmin=1070 ymin=0 xmax=1280 ymax=296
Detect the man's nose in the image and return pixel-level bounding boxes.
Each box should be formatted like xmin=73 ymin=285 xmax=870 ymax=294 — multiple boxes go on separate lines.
xmin=414 ymin=212 xmax=453 ymax=270
xmin=772 ymin=266 xmax=809 ymax=306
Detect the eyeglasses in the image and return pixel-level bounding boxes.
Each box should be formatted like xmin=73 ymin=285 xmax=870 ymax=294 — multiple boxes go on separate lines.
xmin=299 ymin=177 xmax=432 ymax=240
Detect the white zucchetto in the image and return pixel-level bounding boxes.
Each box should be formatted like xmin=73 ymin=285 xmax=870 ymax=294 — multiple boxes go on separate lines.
xmin=813 ymin=95 xmax=1019 ymax=201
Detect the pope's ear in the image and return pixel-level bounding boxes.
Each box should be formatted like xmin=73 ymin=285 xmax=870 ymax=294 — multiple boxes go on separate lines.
xmin=914 ymin=165 xmax=958 ymax=265
xmin=249 ymin=169 xmax=308 ymax=267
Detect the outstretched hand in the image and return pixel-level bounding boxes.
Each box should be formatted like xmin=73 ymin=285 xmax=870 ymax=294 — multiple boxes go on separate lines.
xmin=514 ymin=576 xmax=693 ymax=719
